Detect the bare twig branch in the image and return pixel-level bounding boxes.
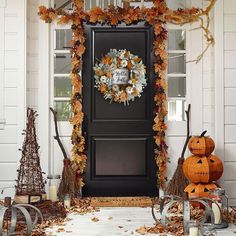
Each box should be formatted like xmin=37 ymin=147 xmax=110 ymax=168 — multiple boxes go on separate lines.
xmin=50 ymin=107 xmax=68 ymax=160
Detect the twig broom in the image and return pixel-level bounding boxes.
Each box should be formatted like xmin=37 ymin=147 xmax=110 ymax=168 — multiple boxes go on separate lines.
xmin=165 ymin=104 xmax=191 ymax=197
xmin=50 ymin=107 xmax=78 ymax=200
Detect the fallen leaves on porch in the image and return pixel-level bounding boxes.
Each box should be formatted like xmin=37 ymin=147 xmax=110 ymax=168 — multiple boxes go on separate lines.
xmin=136 ymin=221 xmax=184 ymax=236
xmin=70 ymin=198 xmax=97 ymax=215
xmin=91 ymin=217 xmax=100 ymax=222
xmin=56 ymin=227 xmax=65 ymax=233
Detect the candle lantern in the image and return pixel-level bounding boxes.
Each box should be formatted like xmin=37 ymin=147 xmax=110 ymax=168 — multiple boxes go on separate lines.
xmin=47 ymin=175 xmax=60 ymax=202
xmin=186 ymin=220 xmax=200 ymax=236
xmin=64 ymin=194 xmax=71 ymax=209
xmin=210 ymin=188 xmax=229 ymax=229
xmin=200 ymin=223 xmax=217 ymax=236
xmin=155 ymin=195 xmax=215 ymax=226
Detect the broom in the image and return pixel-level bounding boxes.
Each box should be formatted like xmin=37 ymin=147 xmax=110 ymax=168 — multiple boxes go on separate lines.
xmin=165 ymin=104 xmax=191 ymax=197
xmin=50 ymin=107 xmax=78 ymax=200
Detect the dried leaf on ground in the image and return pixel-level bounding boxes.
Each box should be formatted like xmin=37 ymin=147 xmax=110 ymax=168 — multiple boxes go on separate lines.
xmin=56 ymin=227 xmax=65 ymax=233
xmin=91 ymin=217 xmax=99 ymax=222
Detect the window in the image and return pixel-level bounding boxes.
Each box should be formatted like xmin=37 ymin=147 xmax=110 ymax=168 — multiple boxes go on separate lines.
xmin=51 ymin=26 xmax=72 ymax=121
xmin=167 ymin=29 xmax=187 ymax=121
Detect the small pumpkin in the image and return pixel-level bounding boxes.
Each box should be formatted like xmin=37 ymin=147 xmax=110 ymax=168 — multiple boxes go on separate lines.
xmin=188 ymin=130 xmax=215 ymax=156
xmin=183 ymin=155 xmax=223 ymax=183
xmin=184 ymin=183 xmax=217 ymax=198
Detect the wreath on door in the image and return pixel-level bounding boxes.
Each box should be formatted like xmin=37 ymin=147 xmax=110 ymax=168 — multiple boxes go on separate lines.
xmin=93 ymin=49 xmax=147 ymax=105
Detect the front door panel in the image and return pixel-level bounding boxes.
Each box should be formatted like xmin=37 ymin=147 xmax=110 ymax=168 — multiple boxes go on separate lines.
xmin=82 ymin=23 xmax=158 ymax=196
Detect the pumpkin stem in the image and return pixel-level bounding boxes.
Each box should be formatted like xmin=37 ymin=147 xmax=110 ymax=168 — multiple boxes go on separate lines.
xmin=200 ymin=130 xmax=207 ymax=137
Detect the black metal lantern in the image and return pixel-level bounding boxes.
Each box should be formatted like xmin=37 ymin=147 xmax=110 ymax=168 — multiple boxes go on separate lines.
xmin=210 ymin=188 xmax=229 ymax=229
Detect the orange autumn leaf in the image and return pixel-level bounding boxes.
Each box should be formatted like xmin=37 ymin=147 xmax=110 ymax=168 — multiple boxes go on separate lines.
xmin=106 ymin=71 xmax=111 ymax=78
xmin=71 ymin=74 xmax=82 ymax=93
xmin=73 ymin=100 xmax=82 ymax=113
xmin=70 ymin=112 xmax=84 ymax=125
xmin=57 ymin=15 xmax=70 ymax=24
xmin=88 ymin=7 xmax=106 ymax=23
xmin=95 ymin=69 xmax=103 ymax=76
xmin=102 ymin=56 xmax=112 ymax=65
xmin=98 ymin=83 xmax=108 ymax=93
xmin=76 ymin=44 xmax=86 ymax=56
xmin=38 ymin=6 xmax=48 ymax=15
xmin=119 ymin=91 xmax=128 ymax=102
xmin=127 ymin=60 xmax=132 ymax=70
xmin=73 ymin=0 xmax=84 ymax=9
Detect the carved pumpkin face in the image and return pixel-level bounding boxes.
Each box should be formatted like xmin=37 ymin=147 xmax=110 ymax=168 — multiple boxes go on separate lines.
xmin=188 ymin=132 xmax=215 ymax=156
xmin=183 ymin=155 xmax=223 ymax=183
xmin=184 ymin=183 xmax=217 ymax=198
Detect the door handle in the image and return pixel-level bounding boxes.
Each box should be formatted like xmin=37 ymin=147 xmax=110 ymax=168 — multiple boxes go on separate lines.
xmin=82 ymin=115 xmax=89 ymax=151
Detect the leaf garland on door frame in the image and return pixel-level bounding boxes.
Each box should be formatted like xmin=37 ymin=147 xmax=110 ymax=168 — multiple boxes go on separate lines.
xmin=38 ymin=0 xmax=216 ymax=190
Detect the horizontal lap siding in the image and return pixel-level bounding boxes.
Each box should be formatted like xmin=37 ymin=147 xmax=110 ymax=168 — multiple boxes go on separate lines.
xmin=0 ymin=0 xmax=26 ymax=197
xmin=223 ymin=0 xmax=236 ymax=205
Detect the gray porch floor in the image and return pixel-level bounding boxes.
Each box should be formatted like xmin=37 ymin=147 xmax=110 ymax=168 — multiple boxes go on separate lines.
xmin=46 ymin=207 xmax=236 ymax=236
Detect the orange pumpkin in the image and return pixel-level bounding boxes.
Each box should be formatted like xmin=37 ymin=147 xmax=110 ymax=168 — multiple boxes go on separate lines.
xmin=188 ymin=130 xmax=215 ymax=156
xmin=183 ymin=155 xmax=223 ymax=183
xmin=184 ymin=183 xmax=217 ymax=198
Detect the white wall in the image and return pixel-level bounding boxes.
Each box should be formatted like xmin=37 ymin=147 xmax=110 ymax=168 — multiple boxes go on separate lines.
xmin=0 ymin=0 xmax=26 ymax=199
xmin=215 ymin=0 xmax=236 ymax=206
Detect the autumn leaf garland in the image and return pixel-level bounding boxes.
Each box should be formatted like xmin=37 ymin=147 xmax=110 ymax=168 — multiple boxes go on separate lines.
xmin=38 ymin=0 xmax=216 ymax=190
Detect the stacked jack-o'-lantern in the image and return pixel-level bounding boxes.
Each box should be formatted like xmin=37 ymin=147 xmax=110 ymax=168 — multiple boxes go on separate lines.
xmin=183 ymin=131 xmax=224 ymax=198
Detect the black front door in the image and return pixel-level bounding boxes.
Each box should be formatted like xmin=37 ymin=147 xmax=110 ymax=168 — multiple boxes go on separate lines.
xmin=82 ymin=23 xmax=158 ymax=196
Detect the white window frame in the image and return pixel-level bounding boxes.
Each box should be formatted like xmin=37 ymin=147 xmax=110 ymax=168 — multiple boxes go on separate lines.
xmin=166 ymin=23 xmax=191 ymax=137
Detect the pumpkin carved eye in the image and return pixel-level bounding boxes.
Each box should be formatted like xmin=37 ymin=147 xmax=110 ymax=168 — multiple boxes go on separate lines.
xmin=191 ymin=189 xmax=195 ymax=193
xmin=210 ymin=159 xmax=214 ymax=163
xmin=204 ymin=188 xmax=209 ymax=192
xmin=197 ymin=159 xmax=203 ymax=164
xmin=197 ymin=141 xmax=200 ymax=143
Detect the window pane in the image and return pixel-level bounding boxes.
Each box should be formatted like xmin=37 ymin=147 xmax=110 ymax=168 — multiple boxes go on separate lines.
xmin=168 ymin=100 xmax=186 ymax=121
xmin=168 ymin=77 xmax=186 ymax=98
xmin=54 ymin=101 xmax=71 ymax=121
xmin=54 ymin=54 xmax=71 ymax=74
xmin=168 ymin=53 xmax=186 ymax=74
xmin=54 ymin=29 xmax=72 ymax=50
xmin=166 ymin=0 xmax=186 ymax=10
xmin=54 ymin=77 xmax=71 ymax=97
xmin=168 ymin=30 xmax=186 ymax=50
xmin=53 ymin=0 xmax=73 ymax=10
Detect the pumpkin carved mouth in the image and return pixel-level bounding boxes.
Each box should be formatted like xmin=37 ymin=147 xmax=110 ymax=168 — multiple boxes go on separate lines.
xmin=183 ymin=155 xmax=223 ymax=184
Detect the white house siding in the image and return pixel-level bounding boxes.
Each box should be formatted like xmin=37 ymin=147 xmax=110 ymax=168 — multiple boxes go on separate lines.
xmin=203 ymin=1 xmax=215 ymax=138
xmin=0 ymin=0 xmax=26 ymax=199
xmin=27 ymin=0 xmax=39 ymax=111
xmin=215 ymin=0 xmax=236 ymax=206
